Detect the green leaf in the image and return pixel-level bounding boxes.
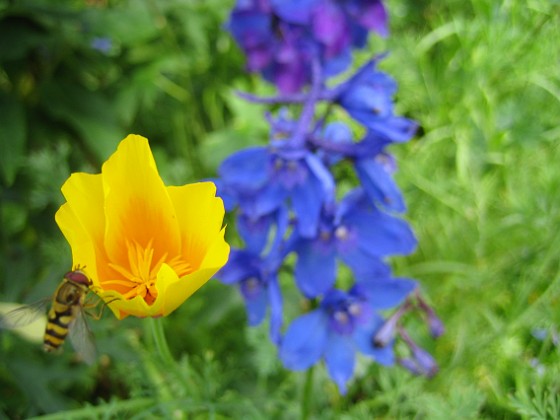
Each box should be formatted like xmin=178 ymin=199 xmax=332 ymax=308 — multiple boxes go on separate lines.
xmin=0 ymin=16 xmax=47 ymax=61
xmin=84 ymin=1 xmax=159 ymax=47
xmin=39 ymin=81 xmax=124 ymax=162
xmin=0 ymin=92 xmax=26 ymax=185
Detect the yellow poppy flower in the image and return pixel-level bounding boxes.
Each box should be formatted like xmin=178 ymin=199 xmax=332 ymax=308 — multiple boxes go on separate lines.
xmin=55 ymin=134 xmax=229 ymax=319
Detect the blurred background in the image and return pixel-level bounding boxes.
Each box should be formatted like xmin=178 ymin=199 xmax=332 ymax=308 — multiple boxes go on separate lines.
xmin=1 ymin=0 xmax=559 ymax=418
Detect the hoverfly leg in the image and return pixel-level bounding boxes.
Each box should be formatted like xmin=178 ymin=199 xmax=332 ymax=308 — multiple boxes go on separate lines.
xmin=84 ymin=295 xmax=121 ymax=320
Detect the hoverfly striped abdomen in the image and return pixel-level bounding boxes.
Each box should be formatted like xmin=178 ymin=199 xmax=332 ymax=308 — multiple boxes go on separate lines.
xmin=44 ymin=305 xmax=74 ymax=352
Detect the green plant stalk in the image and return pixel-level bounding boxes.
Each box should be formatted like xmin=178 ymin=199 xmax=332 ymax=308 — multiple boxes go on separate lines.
xmin=301 ymin=366 xmax=315 ymax=420
xmin=27 ymin=397 xmax=155 ymax=420
xmin=149 ymin=316 xmax=176 ymax=367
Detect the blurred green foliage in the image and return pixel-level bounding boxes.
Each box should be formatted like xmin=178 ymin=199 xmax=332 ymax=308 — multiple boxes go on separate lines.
xmin=1 ymin=0 xmax=560 ymax=418
xmin=0 ymin=0 xmax=245 ymax=286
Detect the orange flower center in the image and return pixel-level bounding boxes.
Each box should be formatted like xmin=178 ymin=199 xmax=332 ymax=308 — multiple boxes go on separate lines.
xmin=103 ymin=239 xmax=192 ymax=305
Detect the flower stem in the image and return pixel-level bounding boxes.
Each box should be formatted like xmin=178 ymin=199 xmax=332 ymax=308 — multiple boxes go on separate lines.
xmin=301 ymin=366 xmax=315 ymax=420
xmin=148 ymin=317 xmax=175 ymax=367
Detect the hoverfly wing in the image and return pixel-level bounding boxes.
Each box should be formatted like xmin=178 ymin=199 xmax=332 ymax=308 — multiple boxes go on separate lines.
xmin=0 ymin=298 xmax=50 ymax=330
xmin=68 ymin=307 xmax=97 ymax=365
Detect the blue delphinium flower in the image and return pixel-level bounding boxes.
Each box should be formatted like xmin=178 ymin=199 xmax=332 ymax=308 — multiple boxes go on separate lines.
xmin=280 ymin=277 xmax=416 ymax=394
xmin=218 ymin=140 xmax=334 ymax=238
xmin=336 ymin=59 xmax=418 ymax=143
xmin=290 ymin=188 xmax=416 ymax=297
xmin=218 ymin=0 xmax=442 ymax=393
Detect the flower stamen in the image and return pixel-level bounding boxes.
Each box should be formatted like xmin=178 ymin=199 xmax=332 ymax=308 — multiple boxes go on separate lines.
xmin=104 ymin=239 xmax=170 ymax=305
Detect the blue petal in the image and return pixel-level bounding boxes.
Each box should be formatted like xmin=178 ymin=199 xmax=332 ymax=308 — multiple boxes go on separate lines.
xmin=244 ymin=284 xmax=267 ymax=326
xmin=291 ymin=154 xmax=334 ymax=238
xmin=217 ymin=249 xmax=257 ymax=285
xmin=272 ymin=0 xmax=321 ymax=24
xmin=294 ymin=238 xmax=337 ymax=298
xmin=320 ymin=288 xmax=348 ymax=309
xmin=351 ymin=132 xmax=390 ymax=158
xmin=291 ymin=175 xmax=324 ymax=238
xmin=268 ymin=274 xmax=283 ymax=345
xmin=351 ymin=24 xmax=368 ymax=48
xmin=213 ymin=178 xmax=238 ymax=211
xmin=363 ymin=69 xmax=397 ymax=94
xmin=337 ymin=59 xmax=390 ymax=101
xmin=359 ymin=214 xmax=416 ymax=257
xmin=339 ymin=247 xmax=391 ymax=278
xmin=250 ymin=182 xmax=289 ymax=217
xmin=335 ymin=188 xmax=363 ymax=223
xmin=342 ymin=193 xmax=417 ymax=256
xmin=341 ymin=84 xmax=394 ymax=120
xmin=339 ymin=59 xmax=377 ymax=89
xmin=367 ymin=116 xmax=418 ymax=143
xmin=268 ymin=206 xmax=290 ymax=260
xmin=355 ymin=158 xmax=406 ymax=212
xmin=324 ymin=334 xmax=355 ymax=395
xmin=323 ymin=47 xmax=352 ymax=77
xmin=219 ymin=147 xmax=270 ymax=191
xmin=228 ymin=9 xmax=271 ymax=42
xmin=353 ymin=314 xmax=394 ymax=365
xmin=352 ymin=278 xmax=417 ymax=309
xmin=280 ymin=310 xmax=328 ymax=370
xmin=317 ymin=122 xmax=353 ymax=165
xmin=237 ymin=212 xmax=274 ymax=254
xmin=306 ymin=153 xmax=335 ymax=201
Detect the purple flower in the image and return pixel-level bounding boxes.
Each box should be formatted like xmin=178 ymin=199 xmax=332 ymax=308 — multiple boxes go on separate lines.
xmin=265 ymin=25 xmax=317 ymax=93
xmin=398 ymin=328 xmax=439 ymax=377
xmin=91 ymin=37 xmax=112 ymax=54
xmin=279 ymin=277 xmax=416 ymax=394
xmin=290 ymin=188 xmax=416 ymax=297
xmin=337 ymin=59 xmax=418 ymax=142
xmin=273 ymin=0 xmax=388 ymax=44
xmin=344 ymin=0 xmax=389 ymax=39
xmin=228 ymin=0 xmax=389 ymax=93
xmin=228 ymin=2 xmax=315 ymax=93
xmin=228 ymin=8 xmax=274 ymax=72
xmin=311 ymin=1 xmax=351 ymax=58
xmin=218 ymin=142 xmax=334 ymax=238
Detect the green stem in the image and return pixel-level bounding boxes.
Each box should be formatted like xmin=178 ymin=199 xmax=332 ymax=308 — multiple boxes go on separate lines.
xmin=301 ymin=367 xmax=315 ymax=420
xmin=148 ymin=317 xmax=175 ymax=367
xmin=28 ymin=398 xmax=156 ymax=420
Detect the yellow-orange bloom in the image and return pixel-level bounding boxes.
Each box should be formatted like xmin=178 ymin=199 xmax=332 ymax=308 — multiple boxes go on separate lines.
xmin=55 ymin=134 xmax=229 ymax=319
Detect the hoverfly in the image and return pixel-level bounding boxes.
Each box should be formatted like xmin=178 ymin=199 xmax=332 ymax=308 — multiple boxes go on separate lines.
xmin=0 ymin=268 xmax=102 ymax=364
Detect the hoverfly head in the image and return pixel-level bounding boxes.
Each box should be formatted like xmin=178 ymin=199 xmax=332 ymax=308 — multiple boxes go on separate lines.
xmin=64 ymin=268 xmax=91 ymax=286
